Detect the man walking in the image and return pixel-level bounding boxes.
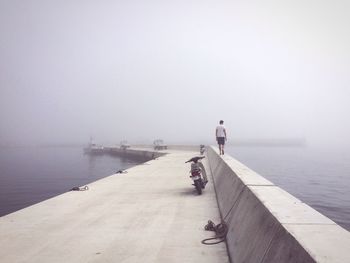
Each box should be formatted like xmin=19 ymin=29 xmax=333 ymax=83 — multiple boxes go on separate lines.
xmin=216 ymin=120 xmax=227 ymax=155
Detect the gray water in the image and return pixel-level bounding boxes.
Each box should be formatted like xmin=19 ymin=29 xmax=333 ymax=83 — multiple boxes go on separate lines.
xmin=0 ymin=147 xmax=142 ymax=217
xmin=226 ymin=146 xmax=350 ymax=231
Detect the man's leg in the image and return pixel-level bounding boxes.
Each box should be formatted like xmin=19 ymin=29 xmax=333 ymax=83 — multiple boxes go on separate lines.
xmin=216 ymin=138 xmax=219 ymax=154
xmin=217 ymin=139 xmax=221 ymax=155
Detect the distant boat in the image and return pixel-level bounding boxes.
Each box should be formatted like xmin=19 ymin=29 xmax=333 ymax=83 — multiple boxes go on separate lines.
xmin=153 ymin=139 xmax=168 ymax=150
xmin=120 ymin=140 xmax=131 ymax=150
xmin=83 ymin=138 xmax=104 ymax=154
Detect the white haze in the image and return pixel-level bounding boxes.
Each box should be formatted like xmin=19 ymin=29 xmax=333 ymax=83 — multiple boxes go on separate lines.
xmin=0 ymin=0 xmax=349 ymax=147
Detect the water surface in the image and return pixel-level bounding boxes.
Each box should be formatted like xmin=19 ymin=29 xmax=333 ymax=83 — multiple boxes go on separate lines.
xmin=0 ymin=147 xmax=141 ymax=217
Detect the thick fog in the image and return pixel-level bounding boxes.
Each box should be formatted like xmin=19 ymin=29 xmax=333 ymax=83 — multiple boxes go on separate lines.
xmin=1 ymin=0 xmax=349 ymax=147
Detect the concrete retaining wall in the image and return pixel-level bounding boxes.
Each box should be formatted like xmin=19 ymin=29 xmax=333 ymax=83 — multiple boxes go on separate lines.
xmin=207 ymin=146 xmax=350 ymax=263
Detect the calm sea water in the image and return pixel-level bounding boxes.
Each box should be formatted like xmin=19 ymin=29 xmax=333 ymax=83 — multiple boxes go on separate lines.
xmin=0 ymin=147 xmax=142 ymax=217
xmin=226 ymin=146 xmax=350 ymax=231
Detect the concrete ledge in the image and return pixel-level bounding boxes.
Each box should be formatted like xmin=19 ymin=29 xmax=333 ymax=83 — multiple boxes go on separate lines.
xmin=207 ymin=146 xmax=350 ymax=263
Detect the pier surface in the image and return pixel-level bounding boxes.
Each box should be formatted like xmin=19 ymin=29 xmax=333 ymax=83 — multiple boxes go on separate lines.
xmin=0 ymin=149 xmax=229 ymax=263
xmin=2 ymin=146 xmax=350 ymax=263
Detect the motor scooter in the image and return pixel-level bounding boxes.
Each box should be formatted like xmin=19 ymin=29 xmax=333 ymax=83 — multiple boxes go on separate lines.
xmin=185 ymin=156 xmax=206 ymax=195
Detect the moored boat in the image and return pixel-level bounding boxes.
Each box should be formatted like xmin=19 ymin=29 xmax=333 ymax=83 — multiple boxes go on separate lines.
xmin=83 ymin=138 xmax=104 ymax=154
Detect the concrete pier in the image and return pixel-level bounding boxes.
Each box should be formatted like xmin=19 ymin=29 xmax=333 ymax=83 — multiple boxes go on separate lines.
xmin=0 ymin=149 xmax=228 ymax=263
xmin=1 ymin=146 xmax=350 ymax=263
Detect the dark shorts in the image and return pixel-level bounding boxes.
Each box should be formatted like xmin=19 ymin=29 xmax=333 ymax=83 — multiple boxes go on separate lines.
xmin=217 ymin=137 xmax=225 ymax=145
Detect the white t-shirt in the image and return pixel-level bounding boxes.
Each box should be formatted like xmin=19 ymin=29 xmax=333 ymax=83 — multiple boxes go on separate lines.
xmin=216 ymin=125 xmax=226 ymax=138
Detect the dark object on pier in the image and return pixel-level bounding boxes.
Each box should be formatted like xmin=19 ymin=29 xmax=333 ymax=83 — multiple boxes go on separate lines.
xmin=202 ymin=220 xmax=228 ymax=245
xmin=70 ymin=185 xmax=89 ymax=191
xmin=116 ymin=170 xmax=128 ymax=174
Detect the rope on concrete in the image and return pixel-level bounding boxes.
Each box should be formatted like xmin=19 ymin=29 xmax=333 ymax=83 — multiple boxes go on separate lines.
xmin=201 ymin=220 xmax=228 ymax=245
xmin=70 ymin=186 xmax=89 ymax=191
xmin=115 ymin=170 xmax=128 ymax=174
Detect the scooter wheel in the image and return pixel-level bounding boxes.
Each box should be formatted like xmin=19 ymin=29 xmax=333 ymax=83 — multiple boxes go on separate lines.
xmin=194 ymin=180 xmax=202 ymax=195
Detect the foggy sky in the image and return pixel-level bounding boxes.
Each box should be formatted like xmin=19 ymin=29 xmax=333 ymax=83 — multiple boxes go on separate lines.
xmin=1 ymin=0 xmax=349 ymax=146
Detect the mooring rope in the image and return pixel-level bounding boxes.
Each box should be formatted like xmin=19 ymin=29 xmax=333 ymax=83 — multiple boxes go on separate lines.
xmin=115 ymin=170 xmax=128 ymax=174
xmin=70 ymin=185 xmax=89 ymax=191
xmin=201 ymin=220 xmax=228 ymax=245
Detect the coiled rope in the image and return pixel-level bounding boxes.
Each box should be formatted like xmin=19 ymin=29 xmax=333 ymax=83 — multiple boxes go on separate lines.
xmin=116 ymin=170 xmax=128 ymax=174
xmin=201 ymin=220 xmax=228 ymax=245
xmin=70 ymin=185 xmax=89 ymax=191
